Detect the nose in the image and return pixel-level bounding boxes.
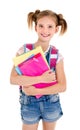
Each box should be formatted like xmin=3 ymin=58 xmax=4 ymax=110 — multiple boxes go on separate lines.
xmin=43 ymin=27 xmax=48 ymax=34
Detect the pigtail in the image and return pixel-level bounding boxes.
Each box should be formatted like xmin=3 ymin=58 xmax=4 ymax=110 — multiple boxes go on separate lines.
xmin=57 ymin=14 xmax=67 ymax=35
xmin=27 ymin=10 xmax=40 ymax=29
xmin=27 ymin=9 xmax=67 ymax=35
xmin=27 ymin=12 xmax=34 ymax=28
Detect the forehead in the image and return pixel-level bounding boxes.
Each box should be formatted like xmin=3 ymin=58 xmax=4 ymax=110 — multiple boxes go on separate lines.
xmin=37 ymin=16 xmax=56 ymax=25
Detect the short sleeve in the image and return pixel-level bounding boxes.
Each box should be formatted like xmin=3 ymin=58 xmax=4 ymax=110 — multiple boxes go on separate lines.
xmin=57 ymin=53 xmax=64 ymax=63
xmin=16 ymin=45 xmax=24 ymax=56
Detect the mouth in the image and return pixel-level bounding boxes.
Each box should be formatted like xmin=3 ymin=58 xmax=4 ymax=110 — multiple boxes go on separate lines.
xmin=41 ymin=33 xmax=50 ymax=37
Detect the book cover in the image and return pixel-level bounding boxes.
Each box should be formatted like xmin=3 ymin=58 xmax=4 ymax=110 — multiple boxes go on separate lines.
xmin=13 ymin=46 xmax=49 ymax=67
xmin=15 ymin=53 xmax=57 ymax=98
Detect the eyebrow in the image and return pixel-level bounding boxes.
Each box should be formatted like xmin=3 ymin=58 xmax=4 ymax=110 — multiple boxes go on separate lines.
xmin=38 ymin=23 xmax=54 ymax=26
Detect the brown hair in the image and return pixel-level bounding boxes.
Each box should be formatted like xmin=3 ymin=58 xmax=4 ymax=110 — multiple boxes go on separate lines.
xmin=27 ymin=9 xmax=67 ymax=35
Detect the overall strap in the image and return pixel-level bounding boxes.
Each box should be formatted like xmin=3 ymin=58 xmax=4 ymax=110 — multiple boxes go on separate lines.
xmin=49 ymin=45 xmax=58 ymax=69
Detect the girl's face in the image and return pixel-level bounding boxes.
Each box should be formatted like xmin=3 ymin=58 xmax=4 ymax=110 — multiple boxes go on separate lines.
xmin=35 ymin=16 xmax=59 ymax=43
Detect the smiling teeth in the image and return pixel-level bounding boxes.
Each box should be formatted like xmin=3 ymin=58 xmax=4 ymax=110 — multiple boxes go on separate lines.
xmin=41 ymin=34 xmax=50 ymax=37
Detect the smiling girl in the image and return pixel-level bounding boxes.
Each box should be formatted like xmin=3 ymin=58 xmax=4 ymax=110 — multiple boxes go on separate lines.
xmin=10 ymin=9 xmax=67 ymax=130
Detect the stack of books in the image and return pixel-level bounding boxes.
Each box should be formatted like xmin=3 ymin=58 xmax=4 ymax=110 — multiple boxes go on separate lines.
xmin=13 ymin=46 xmax=57 ymax=98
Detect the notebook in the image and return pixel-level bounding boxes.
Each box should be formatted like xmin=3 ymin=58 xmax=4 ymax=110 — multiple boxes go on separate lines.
xmin=15 ymin=53 xmax=57 ymax=98
xmin=13 ymin=46 xmax=49 ymax=67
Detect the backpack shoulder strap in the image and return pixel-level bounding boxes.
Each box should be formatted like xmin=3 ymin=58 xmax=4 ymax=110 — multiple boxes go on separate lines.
xmin=24 ymin=43 xmax=33 ymax=52
xmin=49 ymin=45 xmax=58 ymax=69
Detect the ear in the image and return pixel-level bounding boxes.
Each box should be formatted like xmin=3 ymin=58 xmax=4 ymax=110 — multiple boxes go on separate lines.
xmin=35 ymin=25 xmax=37 ymax=32
xmin=55 ymin=26 xmax=59 ymax=33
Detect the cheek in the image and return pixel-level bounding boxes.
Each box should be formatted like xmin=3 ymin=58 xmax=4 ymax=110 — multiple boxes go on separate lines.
xmin=51 ymin=30 xmax=56 ymax=35
xmin=37 ymin=29 xmax=43 ymax=34
xmin=52 ymin=28 xmax=58 ymax=34
xmin=35 ymin=27 xmax=40 ymax=32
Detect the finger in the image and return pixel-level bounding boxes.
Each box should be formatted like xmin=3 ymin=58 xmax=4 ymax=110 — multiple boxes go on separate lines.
xmin=46 ymin=69 xmax=53 ymax=74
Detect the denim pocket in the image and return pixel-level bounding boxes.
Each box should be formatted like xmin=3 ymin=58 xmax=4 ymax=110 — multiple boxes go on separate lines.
xmin=49 ymin=94 xmax=59 ymax=103
xmin=19 ymin=91 xmax=29 ymax=105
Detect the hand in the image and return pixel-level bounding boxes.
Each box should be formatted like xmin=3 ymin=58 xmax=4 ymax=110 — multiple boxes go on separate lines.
xmin=41 ymin=70 xmax=56 ymax=83
xmin=22 ymin=86 xmax=39 ymax=96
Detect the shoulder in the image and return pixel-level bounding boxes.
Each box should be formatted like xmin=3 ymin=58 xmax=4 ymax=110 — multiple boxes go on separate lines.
xmin=16 ymin=44 xmax=24 ymax=56
xmin=50 ymin=45 xmax=58 ymax=53
xmin=50 ymin=45 xmax=58 ymax=57
xmin=16 ymin=43 xmax=33 ymax=56
xmin=50 ymin=45 xmax=63 ymax=63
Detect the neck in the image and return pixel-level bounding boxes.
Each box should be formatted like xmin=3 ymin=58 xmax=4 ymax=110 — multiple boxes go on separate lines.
xmin=34 ymin=40 xmax=50 ymax=52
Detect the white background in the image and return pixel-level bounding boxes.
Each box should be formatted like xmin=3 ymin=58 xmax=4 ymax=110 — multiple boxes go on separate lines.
xmin=0 ymin=0 xmax=80 ymax=130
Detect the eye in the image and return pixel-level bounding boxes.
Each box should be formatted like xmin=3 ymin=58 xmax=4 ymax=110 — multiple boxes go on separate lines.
xmin=39 ymin=24 xmax=43 ymax=28
xmin=48 ymin=25 xmax=53 ymax=28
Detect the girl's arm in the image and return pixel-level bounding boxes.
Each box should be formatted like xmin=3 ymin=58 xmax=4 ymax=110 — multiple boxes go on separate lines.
xmin=10 ymin=46 xmax=56 ymax=87
xmin=10 ymin=66 xmax=56 ymax=87
xmin=22 ymin=60 xmax=66 ymax=95
xmin=39 ymin=60 xmax=67 ymax=94
xmin=10 ymin=66 xmax=42 ymax=86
